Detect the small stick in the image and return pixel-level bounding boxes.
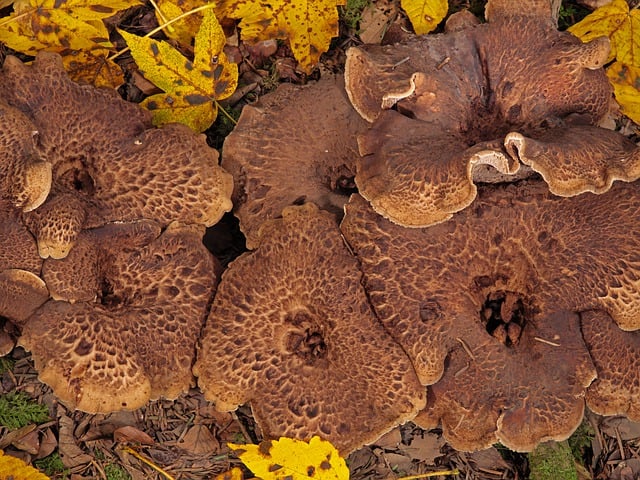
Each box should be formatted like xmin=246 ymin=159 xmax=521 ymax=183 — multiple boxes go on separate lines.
xmin=533 ymin=336 xmax=561 ymax=347
xmin=436 ymin=56 xmax=450 ymax=70
xmin=391 ymin=56 xmax=411 ymax=69
xmin=397 ymin=470 xmax=460 ymax=479
xmin=456 ymin=337 xmax=475 ymax=360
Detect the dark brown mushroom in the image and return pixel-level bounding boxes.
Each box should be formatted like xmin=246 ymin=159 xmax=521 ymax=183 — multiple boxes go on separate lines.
xmin=17 ymin=222 xmax=219 ymax=413
xmin=0 ymin=52 xmax=233 ymax=259
xmin=343 ymin=0 xmax=619 ymax=227
xmin=194 ymin=203 xmax=425 ymax=454
xmin=221 ymin=75 xmax=368 ymax=248
xmin=341 ymin=178 xmax=640 ymax=451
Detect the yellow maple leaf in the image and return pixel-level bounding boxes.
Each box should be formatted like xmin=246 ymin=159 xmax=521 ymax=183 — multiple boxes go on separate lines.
xmin=61 ymin=50 xmax=125 ymax=87
xmin=568 ymin=0 xmax=640 ymax=67
xmin=120 ymin=7 xmax=238 ymax=132
xmin=0 ymin=449 xmax=51 ymax=480
xmin=402 ymin=0 xmax=448 ymax=35
xmin=215 ymin=467 xmax=244 ymax=480
xmin=155 ymin=0 xmax=202 ymax=47
xmin=607 ymin=60 xmax=640 ymax=123
xmin=0 ymin=0 xmax=138 ymax=54
xmin=215 ymin=0 xmax=346 ymax=73
xmin=228 ymin=436 xmax=349 ymax=480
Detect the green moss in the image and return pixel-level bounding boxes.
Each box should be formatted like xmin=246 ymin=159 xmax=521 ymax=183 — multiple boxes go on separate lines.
xmin=0 ymin=391 xmax=50 ymax=429
xmin=104 ymin=464 xmax=132 ymax=480
xmin=528 ymin=441 xmax=578 ymax=480
xmin=340 ymin=0 xmax=372 ymax=31
xmin=0 ymin=357 xmax=14 ymax=374
xmin=33 ymin=453 xmax=70 ymax=479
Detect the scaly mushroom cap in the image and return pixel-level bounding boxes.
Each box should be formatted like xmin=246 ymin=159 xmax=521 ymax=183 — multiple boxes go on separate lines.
xmin=0 ymin=199 xmax=42 ymax=274
xmin=19 ymin=222 xmax=219 ymax=413
xmin=582 ymin=310 xmax=640 ymax=421
xmin=504 ymin=125 xmax=640 ymax=196
xmin=341 ymin=179 xmax=640 ymax=451
xmin=356 ymin=110 xmax=520 ymax=227
xmin=194 ymin=203 xmax=425 ymax=454
xmin=0 ymin=52 xmax=233 ymax=258
xmin=221 ymin=75 xmax=367 ymax=249
xmin=344 ymin=0 xmax=614 ymax=227
xmin=0 ymin=100 xmax=51 ymax=212
xmin=0 ymin=269 xmax=49 ymax=323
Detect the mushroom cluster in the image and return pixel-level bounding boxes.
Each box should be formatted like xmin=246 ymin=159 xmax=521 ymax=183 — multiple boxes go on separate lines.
xmin=205 ymin=0 xmax=640 ymax=454
xmin=0 ymin=52 xmax=230 ymax=410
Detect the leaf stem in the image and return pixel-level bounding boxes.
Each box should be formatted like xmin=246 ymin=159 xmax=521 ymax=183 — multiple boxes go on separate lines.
xmin=398 ymin=469 xmax=460 ymax=479
xmin=121 ymin=446 xmax=175 ymax=480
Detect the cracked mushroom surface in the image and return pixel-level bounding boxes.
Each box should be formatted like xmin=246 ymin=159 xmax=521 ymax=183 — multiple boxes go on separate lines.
xmin=194 ymin=203 xmax=425 ymax=454
xmin=0 ymin=52 xmax=233 ymax=258
xmin=341 ymin=179 xmax=640 ymax=451
xmin=221 ymin=75 xmax=368 ymax=249
xmin=344 ymin=0 xmax=622 ymax=227
xmin=582 ymin=310 xmax=640 ymax=421
xmin=17 ymin=222 xmax=219 ymax=413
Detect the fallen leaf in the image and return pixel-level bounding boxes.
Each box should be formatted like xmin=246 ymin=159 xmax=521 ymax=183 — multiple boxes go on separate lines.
xmin=113 ymin=426 xmax=155 ymax=445
xmin=11 ymin=430 xmax=40 ymax=455
xmin=568 ymin=0 xmax=640 ymax=67
xmin=401 ymin=0 xmax=448 ymax=35
xmin=215 ymin=0 xmax=346 ymax=73
xmin=155 ymin=0 xmax=202 ymax=47
xmin=0 ymin=449 xmax=50 ymax=480
xmin=57 ymin=411 xmax=93 ymax=470
xmin=229 ymin=436 xmax=349 ymax=480
xmin=215 ymin=467 xmax=244 ymax=480
xmin=600 ymin=416 xmax=640 ymax=441
xmin=177 ymin=424 xmax=219 ymax=454
xmin=120 ymin=7 xmax=238 ymax=132
xmin=607 ymin=61 xmax=640 ymax=123
xmin=61 ymin=50 xmax=125 ymax=88
xmin=403 ymin=433 xmax=444 ymax=465
xmin=359 ymin=0 xmax=398 ymax=45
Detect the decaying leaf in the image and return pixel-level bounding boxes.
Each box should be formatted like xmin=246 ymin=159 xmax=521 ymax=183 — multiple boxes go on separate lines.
xmin=401 ymin=0 xmax=448 ymax=35
xmin=215 ymin=467 xmax=244 ymax=480
xmin=215 ymin=0 xmax=346 ymax=73
xmin=120 ymin=7 xmax=238 ymax=132
xmin=607 ymin=61 xmax=640 ymax=123
xmin=228 ymin=436 xmax=349 ymax=480
xmin=0 ymin=0 xmax=137 ymax=87
xmin=155 ymin=0 xmax=202 ymax=47
xmin=0 ymin=449 xmax=50 ymax=480
xmin=568 ymin=0 xmax=640 ymax=67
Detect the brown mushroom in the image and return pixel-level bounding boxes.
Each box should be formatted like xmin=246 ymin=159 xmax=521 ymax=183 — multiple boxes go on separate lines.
xmin=582 ymin=310 xmax=640 ymax=421
xmin=18 ymin=222 xmax=219 ymax=413
xmin=0 ymin=199 xmax=42 ymax=274
xmin=341 ymin=178 xmax=640 ymax=451
xmin=0 ymin=269 xmax=49 ymax=324
xmin=221 ymin=75 xmax=368 ymax=248
xmin=194 ymin=202 xmax=425 ymax=454
xmin=0 ymin=100 xmax=51 ymax=212
xmin=0 ymin=52 xmax=233 ymax=258
xmin=344 ymin=0 xmax=618 ymax=227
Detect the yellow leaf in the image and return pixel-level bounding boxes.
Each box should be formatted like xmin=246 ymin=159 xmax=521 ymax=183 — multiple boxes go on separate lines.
xmin=401 ymin=0 xmax=448 ymax=35
xmin=61 ymin=50 xmax=125 ymax=88
xmin=120 ymin=7 xmax=238 ymax=132
xmin=0 ymin=0 xmax=139 ymax=54
xmin=607 ymin=60 xmax=640 ymax=123
xmin=155 ymin=0 xmax=203 ymax=47
xmin=228 ymin=436 xmax=349 ymax=480
xmin=216 ymin=0 xmax=346 ymax=73
xmin=0 ymin=449 xmax=51 ymax=480
xmin=569 ymin=0 xmax=640 ymax=67
xmin=0 ymin=0 xmax=14 ymax=8
xmin=215 ymin=467 xmax=245 ymax=480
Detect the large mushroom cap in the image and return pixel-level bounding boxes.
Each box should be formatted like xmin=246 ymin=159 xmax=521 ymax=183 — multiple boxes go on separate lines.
xmin=19 ymin=222 xmax=219 ymax=413
xmin=343 ymin=0 xmax=617 ymax=227
xmin=0 ymin=269 xmax=49 ymax=323
xmin=221 ymin=75 xmax=367 ymax=249
xmin=0 ymin=52 xmax=233 ymax=259
xmin=341 ymin=178 xmax=640 ymax=451
xmin=194 ymin=202 xmax=425 ymax=454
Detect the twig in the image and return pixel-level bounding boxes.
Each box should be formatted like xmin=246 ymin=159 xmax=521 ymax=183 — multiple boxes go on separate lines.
xmin=533 ymin=336 xmax=560 ymax=347
xmin=398 ymin=469 xmax=460 ymax=479
xmin=456 ymin=337 xmax=475 ymax=360
xmin=121 ymin=446 xmax=175 ymax=480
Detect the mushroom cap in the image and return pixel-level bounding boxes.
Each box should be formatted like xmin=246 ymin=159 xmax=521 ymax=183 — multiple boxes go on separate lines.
xmin=19 ymin=222 xmax=219 ymax=413
xmin=504 ymin=125 xmax=640 ymax=196
xmin=341 ymin=179 xmax=640 ymax=451
xmin=0 ymin=269 xmax=49 ymax=323
xmin=356 ymin=110 xmax=520 ymax=227
xmin=0 ymin=100 xmax=51 ymax=212
xmin=194 ymin=202 xmax=425 ymax=454
xmin=582 ymin=310 xmax=640 ymax=421
xmin=221 ymin=75 xmax=367 ymax=249
xmin=0 ymin=199 xmax=42 ymax=274
xmin=42 ymin=220 xmax=162 ymax=303
xmin=0 ymin=52 xmax=233 ymax=258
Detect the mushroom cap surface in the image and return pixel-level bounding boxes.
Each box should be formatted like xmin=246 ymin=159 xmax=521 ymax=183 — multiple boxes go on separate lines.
xmin=0 ymin=269 xmax=49 ymax=323
xmin=221 ymin=75 xmax=367 ymax=249
xmin=0 ymin=52 xmax=233 ymax=258
xmin=582 ymin=310 xmax=640 ymax=421
xmin=343 ymin=0 xmax=615 ymax=226
xmin=0 ymin=200 xmax=42 ymax=274
xmin=341 ymin=179 xmax=640 ymax=451
xmin=0 ymin=100 xmax=51 ymax=212
xmin=194 ymin=202 xmax=425 ymax=454
xmin=19 ymin=222 xmax=219 ymax=413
